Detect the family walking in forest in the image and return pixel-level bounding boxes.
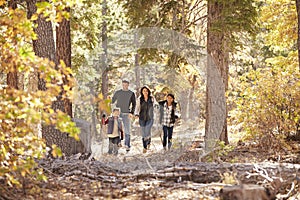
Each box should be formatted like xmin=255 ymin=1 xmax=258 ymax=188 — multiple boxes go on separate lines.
xmin=103 ymin=79 xmax=180 ymax=155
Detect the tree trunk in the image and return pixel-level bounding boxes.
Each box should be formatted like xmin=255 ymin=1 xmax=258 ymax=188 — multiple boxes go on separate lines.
xmin=7 ymin=0 xmax=18 ymax=89
xmin=188 ymin=75 xmax=197 ymax=120
xmin=101 ymin=0 xmax=108 ymax=99
xmin=7 ymin=70 xmax=18 ymax=89
xmin=56 ymin=7 xmax=72 ymax=116
xmin=180 ymin=90 xmax=189 ymax=121
xmin=135 ymin=53 xmax=140 ymax=93
xmin=26 ymin=0 xmax=87 ymax=156
xmin=296 ymin=0 xmax=300 ymax=71
xmin=134 ymin=32 xmax=140 ymax=94
xmin=205 ymin=0 xmax=229 ymax=150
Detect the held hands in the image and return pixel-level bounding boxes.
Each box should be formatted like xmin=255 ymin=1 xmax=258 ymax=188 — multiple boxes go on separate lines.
xmin=129 ymin=113 xmax=139 ymax=119
xmin=101 ymin=114 xmax=107 ymax=125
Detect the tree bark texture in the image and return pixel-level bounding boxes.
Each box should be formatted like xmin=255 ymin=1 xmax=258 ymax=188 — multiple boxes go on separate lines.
xmin=7 ymin=0 xmax=18 ymax=89
xmin=188 ymin=75 xmax=197 ymax=120
xmin=101 ymin=0 xmax=109 ymax=99
xmin=55 ymin=7 xmax=72 ymax=116
xmin=26 ymin=0 xmax=87 ymax=156
xmin=26 ymin=0 xmax=55 ymax=91
xmin=7 ymin=71 xmax=18 ymax=89
xmin=134 ymin=31 xmax=140 ymax=93
xmin=296 ymin=0 xmax=300 ymax=71
xmin=205 ymin=0 xmax=229 ymax=151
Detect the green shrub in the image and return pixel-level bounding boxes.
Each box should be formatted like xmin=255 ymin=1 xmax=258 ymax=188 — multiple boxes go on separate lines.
xmin=231 ymin=53 xmax=300 ymax=142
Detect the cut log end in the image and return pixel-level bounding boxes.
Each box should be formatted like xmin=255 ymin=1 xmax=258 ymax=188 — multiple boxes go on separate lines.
xmin=219 ymin=184 xmax=273 ymax=200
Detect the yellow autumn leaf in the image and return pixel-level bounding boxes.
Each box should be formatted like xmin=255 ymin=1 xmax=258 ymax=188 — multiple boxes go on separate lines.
xmin=98 ymin=93 xmax=104 ymax=99
xmin=0 ymin=0 xmax=6 ymax=6
xmin=21 ymin=170 xmax=26 ymax=177
xmin=31 ymin=14 xmax=38 ymax=21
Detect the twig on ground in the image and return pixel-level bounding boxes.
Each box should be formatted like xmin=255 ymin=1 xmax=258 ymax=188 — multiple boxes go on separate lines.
xmin=279 ymin=181 xmax=295 ymax=199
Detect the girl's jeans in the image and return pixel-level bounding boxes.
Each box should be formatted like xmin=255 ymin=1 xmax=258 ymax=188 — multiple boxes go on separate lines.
xmin=163 ymin=126 xmax=174 ymax=149
xmin=139 ymin=119 xmax=153 ymax=149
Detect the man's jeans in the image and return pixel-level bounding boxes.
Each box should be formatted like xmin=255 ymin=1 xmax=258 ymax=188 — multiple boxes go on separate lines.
xmin=120 ymin=113 xmax=131 ymax=148
xmin=139 ymin=119 xmax=153 ymax=149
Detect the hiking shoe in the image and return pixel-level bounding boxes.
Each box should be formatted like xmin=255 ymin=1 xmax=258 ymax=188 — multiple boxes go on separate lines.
xmin=143 ymin=148 xmax=147 ymax=153
xmin=125 ymin=146 xmax=130 ymax=152
xmin=147 ymin=144 xmax=151 ymax=150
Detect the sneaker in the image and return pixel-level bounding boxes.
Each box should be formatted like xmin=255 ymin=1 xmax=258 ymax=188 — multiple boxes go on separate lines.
xmin=143 ymin=148 xmax=147 ymax=153
xmin=126 ymin=146 xmax=130 ymax=152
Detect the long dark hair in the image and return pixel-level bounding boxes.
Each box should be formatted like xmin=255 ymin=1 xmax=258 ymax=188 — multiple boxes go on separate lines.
xmin=140 ymin=86 xmax=152 ymax=102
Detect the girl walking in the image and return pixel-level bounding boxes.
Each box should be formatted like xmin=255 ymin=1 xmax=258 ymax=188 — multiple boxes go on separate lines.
xmin=158 ymin=93 xmax=180 ymax=150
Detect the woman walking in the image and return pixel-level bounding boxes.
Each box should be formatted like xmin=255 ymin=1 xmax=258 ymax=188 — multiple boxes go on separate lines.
xmin=135 ymin=86 xmax=157 ymax=153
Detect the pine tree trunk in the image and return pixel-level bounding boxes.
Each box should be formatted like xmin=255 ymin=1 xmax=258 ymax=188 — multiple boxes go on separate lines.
xmin=134 ymin=53 xmax=140 ymax=93
xmin=296 ymin=0 xmax=300 ymax=71
xmin=7 ymin=71 xmax=18 ymax=89
xmin=26 ymin=0 xmax=86 ymax=156
xmin=134 ymin=32 xmax=141 ymax=95
xmin=7 ymin=0 xmax=18 ymax=89
xmin=205 ymin=0 xmax=229 ymax=151
xmin=101 ymin=0 xmax=109 ymax=99
xmin=56 ymin=8 xmax=72 ymax=116
xmin=188 ymin=75 xmax=197 ymax=120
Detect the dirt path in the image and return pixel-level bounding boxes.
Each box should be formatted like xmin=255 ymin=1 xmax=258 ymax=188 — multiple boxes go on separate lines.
xmin=91 ymin=123 xmax=204 ymax=172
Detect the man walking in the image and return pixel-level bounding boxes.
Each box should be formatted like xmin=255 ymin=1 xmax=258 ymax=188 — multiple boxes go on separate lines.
xmin=112 ymin=79 xmax=136 ymax=152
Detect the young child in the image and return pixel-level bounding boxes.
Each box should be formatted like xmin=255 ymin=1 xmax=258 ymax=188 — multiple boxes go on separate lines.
xmin=103 ymin=108 xmax=124 ymax=155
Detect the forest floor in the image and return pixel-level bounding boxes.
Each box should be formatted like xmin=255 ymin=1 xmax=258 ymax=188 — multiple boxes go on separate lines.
xmin=1 ymin=122 xmax=300 ymax=200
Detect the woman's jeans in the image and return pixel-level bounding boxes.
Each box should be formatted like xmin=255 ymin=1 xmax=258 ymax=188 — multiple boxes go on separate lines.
xmin=139 ymin=119 xmax=153 ymax=149
xmin=120 ymin=113 xmax=131 ymax=148
xmin=163 ymin=126 xmax=173 ymax=149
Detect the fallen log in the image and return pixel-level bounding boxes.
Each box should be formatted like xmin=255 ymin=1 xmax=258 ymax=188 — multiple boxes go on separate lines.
xmin=40 ymin=156 xmax=300 ymax=187
xmin=38 ymin=156 xmax=300 ymax=198
xmin=120 ymin=162 xmax=299 ymax=185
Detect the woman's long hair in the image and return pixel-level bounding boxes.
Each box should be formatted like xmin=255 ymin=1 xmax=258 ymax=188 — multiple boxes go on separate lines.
xmin=140 ymin=86 xmax=152 ymax=102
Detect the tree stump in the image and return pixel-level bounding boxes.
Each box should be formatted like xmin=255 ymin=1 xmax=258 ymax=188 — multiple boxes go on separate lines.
xmin=219 ymin=184 xmax=273 ymax=200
